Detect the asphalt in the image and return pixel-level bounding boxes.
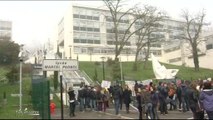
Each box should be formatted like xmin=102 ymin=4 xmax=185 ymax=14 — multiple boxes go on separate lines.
xmin=51 ymin=103 xmax=194 ymax=119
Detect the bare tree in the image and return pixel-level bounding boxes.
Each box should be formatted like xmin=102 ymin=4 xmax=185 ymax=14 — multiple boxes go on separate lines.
xmin=133 ymin=5 xmax=166 ymax=70
xmin=103 ymin=0 xmax=145 ymax=61
xmin=181 ymin=10 xmax=206 ymax=71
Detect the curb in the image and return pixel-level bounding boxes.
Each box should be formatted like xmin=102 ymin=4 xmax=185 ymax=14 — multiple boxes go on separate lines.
xmin=95 ymin=111 xmax=134 ymax=119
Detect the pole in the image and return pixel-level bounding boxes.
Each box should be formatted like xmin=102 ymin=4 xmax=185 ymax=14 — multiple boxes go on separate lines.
xmin=70 ymin=46 xmax=72 ymax=59
xmin=60 ymin=72 xmax=64 ymax=119
xmin=120 ymin=58 xmax=123 ymax=85
xmin=66 ymin=82 xmax=67 ymax=106
xmin=19 ymin=60 xmax=22 ymax=111
xmin=102 ymin=60 xmax=105 ymax=80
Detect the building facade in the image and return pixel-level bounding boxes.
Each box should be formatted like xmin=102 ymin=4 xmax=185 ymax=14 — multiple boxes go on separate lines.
xmin=56 ymin=4 xmax=212 ymax=69
xmin=0 ymin=20 xmax=12 ymax=41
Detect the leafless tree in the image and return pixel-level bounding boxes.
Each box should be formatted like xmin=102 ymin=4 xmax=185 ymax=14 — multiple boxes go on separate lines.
xmin=133 ymin=5 xmax=166 ymax=70
xmin=181 ymin=9 xmax=206 ymax=71
xmin=103 ymin=0 xmax=146 ymax=61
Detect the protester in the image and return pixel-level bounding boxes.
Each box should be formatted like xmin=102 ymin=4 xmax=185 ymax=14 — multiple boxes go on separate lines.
xmin=151 ymin=85 xmax=159 ymax=119
xmin=158 ymin=82 xmax=168 ymax=115
xmin=68 ymin=86 xmax=76 ymax=117
xmin=188 ymin=82 xmax=203 ymax=119
xmin=112 ymin=82 xmax=123 ymax=115
xmin=143 ymin=86 xmax=154 ymax=119
xmin=123 ymin=85 xmax=132 ymax=113
xmin=199 ymin=81 xmax=213 ymax=119
xmin=136 ymin=88 xmax=143 ymax=119
xmin=78 ymin=84 xmax=85 ymax=112
xmin=168 ymin=83 xmax=176 ymax=110
xmin=180 ymin=80 xmax=189 ymax=112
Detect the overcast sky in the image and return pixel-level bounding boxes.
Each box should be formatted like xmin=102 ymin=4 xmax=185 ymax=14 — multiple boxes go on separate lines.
xmin=0 ymin=0 xmax=213 ymax=50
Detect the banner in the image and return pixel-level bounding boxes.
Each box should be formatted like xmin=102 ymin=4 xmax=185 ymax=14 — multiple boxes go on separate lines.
xmin=151 ymin=53 xmax=179 ymax=79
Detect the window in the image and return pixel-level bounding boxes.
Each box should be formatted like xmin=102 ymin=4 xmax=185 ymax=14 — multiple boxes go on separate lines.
xmin=73 ymin=14 xmax=79 ymax=18
xmin=206 ymin=44 xmax=213 ymax=50
xmin=94 ymin=40 xmax=100 ymax=44
xmin=169 ymin=57 xmax=181 ymax=63
xmin=88 ymin=40 xmax=93 ymax=44
xmin=107 ymin=41 xmax=114 ymax=45
xmin=80 ymin=39 xmax=87 ymax=43
xmin=80 ymin=27 xmax=86 ymax=31
xmin=93 ymin=16 xmax=99 ymax=20
xmin=87 ymin=27 xmax=93 ymax=31
xmin=94 ymin=28 xmax=100 ymax=32
xmin=87 ymin=16 xmax=92 ymax=20
xmin=74 ymin=39 xmax=80 ymax=43
xmin=80 ymin=15 xmax=86 ymax=19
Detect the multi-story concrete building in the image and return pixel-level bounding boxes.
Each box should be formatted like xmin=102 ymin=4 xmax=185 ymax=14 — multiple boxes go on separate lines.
xmin=0 ymin=20 xmax=12 ymax=41
xmin=56 ymin=4 xmax=212 ymax=69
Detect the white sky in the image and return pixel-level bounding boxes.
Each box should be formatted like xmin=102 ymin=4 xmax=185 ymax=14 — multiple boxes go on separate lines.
xmin=0 ymin=0 xmax=213 ymax=49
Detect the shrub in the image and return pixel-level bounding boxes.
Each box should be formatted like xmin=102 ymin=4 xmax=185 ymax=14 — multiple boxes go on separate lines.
xmin=6 ymin=66 xmax=19 ymax=84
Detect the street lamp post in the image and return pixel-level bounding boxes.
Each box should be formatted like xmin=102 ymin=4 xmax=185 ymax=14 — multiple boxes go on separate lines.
xmin=18 ymin=44 xmax=24 ymax=111
xmin=120 ymin=57 xmax=123 ymax=86
xmin=69 ymin=46 xmax=72 ymax=59
xmin=100 ymin=57 xmax=106 ymax=81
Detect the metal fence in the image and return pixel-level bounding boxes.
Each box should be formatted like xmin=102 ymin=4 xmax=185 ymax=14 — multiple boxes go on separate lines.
xmin=31 ymin=75 xmax=50 ymax=119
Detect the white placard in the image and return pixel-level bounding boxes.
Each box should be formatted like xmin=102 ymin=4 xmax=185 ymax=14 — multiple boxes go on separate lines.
xmin=42 ymin=59 xmax=78 ymax=71
xmin=101 ymin=80 xmax=111 ymax=88
xmin=141 ymin=79 xmax=153 ymax=86
xmin=125 ymin=81 xmax=136 ymax=96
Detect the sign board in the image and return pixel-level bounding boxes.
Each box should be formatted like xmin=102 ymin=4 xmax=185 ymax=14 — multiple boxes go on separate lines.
xmin=101 ymin=80 xmax=111 ymax=88
xmin=11 ymin=94 xmax=21 ymax=97
xmin=32 ymin=64 xmax=43 ymax=75
xmin=42 ymin=59 xmax=78 ymax=71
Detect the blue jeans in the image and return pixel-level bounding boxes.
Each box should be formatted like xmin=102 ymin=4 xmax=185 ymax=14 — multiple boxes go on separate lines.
xmin=152 ymin=104 xmax=159 ymax=119
xmin=85 ymin=97 xmax=91 ymax=108
xmin=79 ymin=97 xmax=85 ymax=111
xmin=145 ymin=103 xmax=154 ymax=119
xmin=114 ymin=99 xmax=120 ymax=115
xmin=181 ymin=97 xmax=189 ymax=112
xmin=206 ymin=111 xmax=213 ymax=119
xmin=90 ymin=99 xmax=97 ymax=111
xmin=69 ymin=102 xmax=75 ymax=116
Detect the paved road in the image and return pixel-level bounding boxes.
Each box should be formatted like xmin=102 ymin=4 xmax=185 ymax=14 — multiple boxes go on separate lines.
xmin=51 ymin=104 xmax=193 ymax=119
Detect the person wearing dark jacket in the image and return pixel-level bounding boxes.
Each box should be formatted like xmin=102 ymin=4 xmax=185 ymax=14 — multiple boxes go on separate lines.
xmin=136 ymin=88 xmax=143 ymax=119
xmin=78 ymin=86 xmax=85 ymax=112
xmin=143 ymin=87 xmax=154 ymax=119
xmin=180 ymin=81 xmax=189 ymax=112
xmin=199 ymin=81 xmax=213 ymax=119
xmin=159 ymin=82 xmax=168 ymax=115
xmin=188 ymin=82 xmax=202 ymax=119
xmin=68 ymin=87 xmax=76 ymax=117
xmin=112 ymin=83 xmax=122 ymax=115
xmin=151 ymin=86 xmax=159 ymax=119
xmin=123 ymin=85 xmax=132 ymax=113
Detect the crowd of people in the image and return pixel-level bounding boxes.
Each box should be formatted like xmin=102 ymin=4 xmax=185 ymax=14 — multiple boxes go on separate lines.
xmin=67 ymin=79 xmax=213 ymax=119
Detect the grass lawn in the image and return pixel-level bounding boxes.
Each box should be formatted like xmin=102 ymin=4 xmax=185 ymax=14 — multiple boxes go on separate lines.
xmin=0 ymin=75 xmax=34 ymax=119
xmin=79 ymin=61 xmax=213 ymax=81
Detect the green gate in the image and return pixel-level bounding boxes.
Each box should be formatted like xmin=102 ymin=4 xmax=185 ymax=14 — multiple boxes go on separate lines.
xmin=31 ymin=64 xmax=50 ymax=119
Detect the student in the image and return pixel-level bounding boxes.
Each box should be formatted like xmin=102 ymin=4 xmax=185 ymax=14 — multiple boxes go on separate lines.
xmin=68 ymin=87 xmax=76 ymax=117
xmin=200 ymin=81 xmax=213 ymax=119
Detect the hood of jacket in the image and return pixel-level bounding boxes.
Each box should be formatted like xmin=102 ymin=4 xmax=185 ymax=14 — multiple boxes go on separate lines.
xmin=202 ymin=89 xmax=213 ymax=96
